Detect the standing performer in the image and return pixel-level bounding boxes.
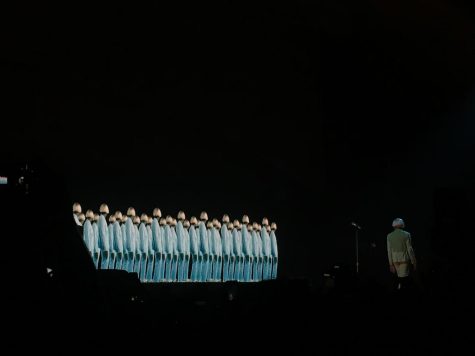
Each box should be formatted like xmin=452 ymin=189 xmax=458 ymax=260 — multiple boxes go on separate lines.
xmin=108 ymin=215 xmax=117 ymax=269
xmin=232 ymin=220 xmax=243 ymax=281
xmin=145 ymin=217 xmax=155 ymax=282
xmin=133 ymin=215 xmax=142 ymax=277
xmin=189 ymin=217 xmax=201 ymax=282
xmin=198 ymin=212 xmax=210 ymax=282
xmin=92 ymin=213 xmax=101 ymax=269
xmin=261 ymin=218 xmax=272 ymax=280
xmin=221 ymin=215 xmax=232 ymax=282
xmin=387 ymin=218 xmax=417 ymax=291
xmin=176 ymin=211 xmax=187 ymax=282
xmin=171 ymin=219 xmax=179 ymax=282
xmin=113 ymin=211 xmax=125 ymax=270
xmin=242 ymin=215 xmax=253 ymax=282
xmin=160 ymin=217 xmax=173 ymax=282
xmin=250 ymin=223 xmax=261 ymax=281
xmin=164 ymin=216 xmax=174 ymax=282
xmin=98 ymin=204 xmax=110 ymax=270
xmin=270 ymin=223 xmax=278 ymax=279
xmin=213 ymin=220 xmax=223 ymax=281
xmin=220 ymin=214 xmax=232 ymax=282
xmin=83 ymin=210 xmax=95 ymax=262
xmin=207 ymin=220 xmax=215 ymax=281
xmin=183 ymin=220 xmax=191 ymax=281
xmin=125 ymin=208 xmax=137 ymax=273
xmin=151 ymin=209 xmax=164 ymax=282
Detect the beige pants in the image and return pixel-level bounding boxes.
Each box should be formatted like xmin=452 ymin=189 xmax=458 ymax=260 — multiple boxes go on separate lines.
xmin=394 ymin=262 xmax=410 ymax=278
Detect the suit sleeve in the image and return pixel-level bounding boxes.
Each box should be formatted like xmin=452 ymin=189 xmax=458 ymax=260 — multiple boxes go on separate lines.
xmin=406 ymin=234 xmax=417 ymax=265
xmin=387 ymin=235 xmax=393 ymax=266
xmin=99 ymin=217 xmax=110 ymax=252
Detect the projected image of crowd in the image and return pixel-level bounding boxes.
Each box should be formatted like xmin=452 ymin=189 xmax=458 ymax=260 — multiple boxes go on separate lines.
xmin=73 ymin=203 xmax=278 ymax=283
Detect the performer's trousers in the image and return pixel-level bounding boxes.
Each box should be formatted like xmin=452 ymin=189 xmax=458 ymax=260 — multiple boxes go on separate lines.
xmin=271 ymin=257 xmax=278 ymax=279
xmin=146 ymin=254 xmax=154 ymax=282
xmin=153 ymin=253 xmax=164 ymax=282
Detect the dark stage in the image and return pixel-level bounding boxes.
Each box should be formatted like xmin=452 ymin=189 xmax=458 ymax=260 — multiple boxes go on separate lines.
xmin=2 ymin=1 xmax=475 ymax=352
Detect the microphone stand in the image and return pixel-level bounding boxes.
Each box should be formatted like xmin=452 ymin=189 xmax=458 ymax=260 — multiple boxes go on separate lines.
xmin=356 ymin=227 xmax=359 ymax=275
xmin=351 ymin=223 xmax=362 ymax=275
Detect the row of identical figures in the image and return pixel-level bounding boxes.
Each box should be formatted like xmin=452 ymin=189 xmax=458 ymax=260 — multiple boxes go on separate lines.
xmin=74 ymin=204 xmax=278 ymax=283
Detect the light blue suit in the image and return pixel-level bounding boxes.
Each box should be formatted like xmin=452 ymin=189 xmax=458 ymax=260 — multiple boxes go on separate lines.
xmin=270 ymin=230 xmax=278 ymax=279
xmin=231 ymin=228 xmax=243 ymax=281
xmin=176 ymin=221 xmax=186 ymax=282
xmin=138 ymin=223 xmax=149 ymax=281
xmin=159 ymin=225 xmax=167 ymax=280
xmin=261 ymin=227 xmax=272 ymax=280
xmin=198 ymin=222 xmax=210 ymax=282
xmin=108 ymin=223 xmax=116 ymax=269
xmin=221 ymin=225 xmax=232 ymax=282
xmin=146 ymin=225 xmax=154 ymax=282
xmin=183 ymin=227 xmax=191 ymax=281
xmin=132 ymin=223 xmax=140 ymax=275
xmin=251 ymin=230 xmax=261 ymax=281
xmin=208 ymin=228 xmax=216 ymax=281
xmin=113 ymin=221 xmax=124 ymax=270
xmin=228 ymin=228 xmax=236 ymax=281
xmin=213 ymin=228 xmax=223 ymax=281
xmin=124 ymin=218 xmax=136 ymax=273
xmin=98 ymin=215 xmax=110 ymax=269
xmin=242 ymin=226 xmax=253 ymax=282
xmin=164 ymin=225 xmax=174 ymax=281
xmin=92 ymin=222 xmax=100 ymax=269
xmin=151 ymin=219 xmax=164 ymax=282
xmin=171 ymin=226 xmax=179 ymax=281
xmin=189 ymin=225 xmax=201 ymax=282
xmin=122 ymin=220 xmax=129 ymax=271
xmin=256 ymin=232 xmax=264 ymax=281
xmin=83 ymin=220 xmax=95 ymax=263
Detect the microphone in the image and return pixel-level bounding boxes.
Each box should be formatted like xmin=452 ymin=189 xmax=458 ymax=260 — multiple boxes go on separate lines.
xmin=351 ymin=222 xmax=362 ymax=230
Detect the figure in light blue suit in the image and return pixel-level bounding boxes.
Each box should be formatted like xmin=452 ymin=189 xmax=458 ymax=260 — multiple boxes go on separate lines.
xmin=257 ymin=224 xmax=264 ymax=281
xmin=189 ymin=217 xmax=201 ymax=282
xmin=92 ymin=214 xmax=101 ymax=269
xmin=198 ymin=212 xmax=210 ymax=282
xmin=226 ymin=222 xmax=236 ymax=281
xmin=241 ymin=216 xmax=253 ymax=282
xmin=137 ymin=215 xmax=149 ymax=281
xmin=260 ymin=219 xmax=272 ymax=280
xmin=213 ymin=220 xmax=223 ymax=281
xmin=164 ymin=216 xmax=174 ymax=282
xmin=83 ymin=211 xmax=95 ymax=263
xmin=176 ymin=211 xmax=187 ymax=282
xmin=146 ymin=217 xmax=155 ymax=282
xmin=151 ymin=209 xmax=164 ymax=282
xmin=221 ymin=215 xmax=232 ymax=282
xmin=124 ymin=208 xmax=137 ymax=273
xmin=108 ymin=215 xmax=116 ymax=269
xmin=159 ymin=218 xmax=167 ymax=281
xmin=132 ymin=216 xmax=141 ymax=275
xmin=137 ymin=214 xmax=151 ymax=282
xmin=98 ymin=204 xmax=110 ymax=270
xmin=251 ymin=223 xmax=262 ymax=281
xmin=171 ymin=219 xmax=179 ymax=282
xmin=120 ymin=214 xmax=129 ymax=271
xmin=231 ymin=220 xmax=243 ymax=281
xmin=270 ymin=223 xmax=279 ymax=279
xmin=122 ymin=208 xmax=135 ymax=272
xmin=183 ymin=220 xmax=191 ymax=281
xmin=113 ymin=212 xmax=124 ymax=271
xmin=207 ymin=221 xmax=215 ymax=281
